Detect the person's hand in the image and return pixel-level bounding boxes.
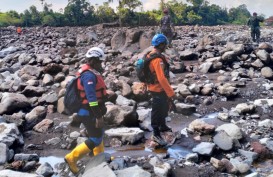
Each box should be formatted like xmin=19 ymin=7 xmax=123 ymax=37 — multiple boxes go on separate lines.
xmin=168 ymin=97 xmax=177 ymax=112
xmin=96 ymin=117 xmax=104 ymax=128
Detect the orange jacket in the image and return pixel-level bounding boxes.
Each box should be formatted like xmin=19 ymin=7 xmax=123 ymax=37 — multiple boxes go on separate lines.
xmin=16 ymin=27 xmax=22 ymax=34
xmin=147 ymin=50 xmax=175 ymax=98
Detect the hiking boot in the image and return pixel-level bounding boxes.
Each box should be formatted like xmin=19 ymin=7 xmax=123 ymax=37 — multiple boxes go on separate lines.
xmin=159 ymin=125 xmax=172 ymax=132
xmin=152 ymin=134 xmax=167 ymax=146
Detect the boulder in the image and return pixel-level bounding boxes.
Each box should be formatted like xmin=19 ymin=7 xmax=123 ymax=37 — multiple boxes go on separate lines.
xmin=0 ymin=93 xmax=30 ymax=115
xmin=105 ymin=127 xmax=144 ymax=144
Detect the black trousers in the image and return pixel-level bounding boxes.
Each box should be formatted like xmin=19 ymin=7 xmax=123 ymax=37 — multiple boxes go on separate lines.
xmin=151 ymin=92 xmax=169 ymax=132
xmin=77 ymin=115 xmax=103 ymax=149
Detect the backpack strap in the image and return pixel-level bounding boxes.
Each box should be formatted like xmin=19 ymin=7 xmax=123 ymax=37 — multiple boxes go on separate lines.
xmin=144 ymin=51 xmax=168 ymax=68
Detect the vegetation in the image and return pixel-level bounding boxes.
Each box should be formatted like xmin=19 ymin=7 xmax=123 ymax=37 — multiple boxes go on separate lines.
xmin=0 ymin=0 xmax=260 ymax=27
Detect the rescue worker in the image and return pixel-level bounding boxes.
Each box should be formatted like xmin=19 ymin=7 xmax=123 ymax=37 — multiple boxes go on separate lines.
xmin=160 ymin=8 xmax=176 ymax=47
xmin=16 ymin=27 xmax=22 ymax=36
xmin=147 ymin=34 xmax=175 ymax=146
xmin=65 ymin=47 xmax=107 ymax=174
xmin=247 ymin=12 xmax=264 ymax=43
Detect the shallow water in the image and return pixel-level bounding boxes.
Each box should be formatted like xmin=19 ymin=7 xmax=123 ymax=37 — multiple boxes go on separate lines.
xmin=167 ymin=144 xmax=192 ymax=159
xmin=39 ymin=156 xmax=64 ymax=177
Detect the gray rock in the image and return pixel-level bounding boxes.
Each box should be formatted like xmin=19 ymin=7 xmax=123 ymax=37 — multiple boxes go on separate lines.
xmin=22 ymin=161 xmax=37 ymax=172
xmin=179 ymin=50 xmax=198 ymax=60
xmin=213 ymin=131 xmax=233 ymax=151
xmin=0 ymin=93 xmax=30 ymax=115
xmin=57 ymin=97 xmax=65 ymax=114
xmin=188 ymin=84 xmax=200 ymax=94
xmin=115 ymin=165 xmax=151 ymax=177
xmin=230 ymin=158 xmax=251 ymax=174
xmin=0 ymin=143 xmax=8 ymax=165
xmin=217 ymin=112 xmax=229 ymax=121
xmin=238 ymin=149 xmax=258 ymax=163
xmin=256 ymin=50 xmax=270 ymax=63
xmin=22 ymin=86 xmax=46 ymax=97
xmin=235 ymin=103 xmax=255 ymax=114
xmin=104 ymin=104 xmax=137 ymax=127
xmin=265 ymin=140 xmax=273 ymax=151
xmin=139 ymin=31 xmax=154 ymax=50
xmin=111 ymin=31 xmax=126 ymax=51
xmin=105 ymin=128 xmax=144 ymax=144
xmin=185 ymin=153 xmax=199 ymax=163
xmin=245 ymin=172 xmax=260 ymax=177
xmin=175 ymin=103 xmax=196 ymax=115
xmin=0 ymin=46 xmax=19 ymax=58
xmin=14 ymin=153 xmax=39 ymax=161
xmin=175 ymin=84 xmax=191 ymax=97
xmin=221 ymin=51 xmax=237 ymax=63
xmin=110 ymin=157 xmax=125 ymax=170
xmin=137 ymin=108 xmax=152 ymax=131
xmin=44 ymin=137 xmax=61 ymax=145
xmin=192 ymin=142 xmax=215 ymax=156
xmin=38 ymin=91 xmax=58 ymax=104
xmin=83 ymin=162 xmax=116 ymax=177
xmin=149 ymin=156 xmax=171 ymax=177
xmin=217 ymin=83 xmax=238 ymax=97
xmin=251 ymin=59 xmax=264 ymax=68
xmin=25 ymin=106 xmax=47 ymax=130
xmin=0 ymin=170 xmax=43 ymax=177
xmin=199 ymin=62 xmax=212 ymax=73
xmin=19 ymin=65 xmax=42 ymax=78
xmin=258 ymin=42 xmax=273 ymax=53
xmin=33 ymin=119 xmax=54 ymax=133
xmin=42 ymin=74 xmax=54 ymax=86
xmin=258 ymin=119 xmax=273 ymax=128
xmin=261 ymin=67 xmax=273 ymax=79
xmin=36 ymin=162 xmax=54 ymax=177
xmin=0 ymin=123 xmax=23 ymax=147
xmin=118 ymin=80 xmax=132 ymax=97
xmin=216 ymin=123 xmax=242 ymax=140
xmin=2 ymin=112 xmax=25 ymax=127
xmin=116 ymin=95 xmax=136 ymax=106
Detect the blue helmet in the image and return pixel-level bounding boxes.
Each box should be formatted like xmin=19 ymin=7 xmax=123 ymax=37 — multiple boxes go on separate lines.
xmin=151 ymin=34 xmax=169 ymax=47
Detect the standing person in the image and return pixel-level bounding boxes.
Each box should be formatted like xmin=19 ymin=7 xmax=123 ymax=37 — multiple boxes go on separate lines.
xmin=16 ymin=27 xmax=22 ymax=36
xmin=146 ymin=34 xmax=175 ymax=146
xmin=65 ymin=47 xmax=107 ymax=175
xmin=247 ymin=12 xmax=264 ymax=43
xmin=160 ymin=8 xmax=176 ymax=47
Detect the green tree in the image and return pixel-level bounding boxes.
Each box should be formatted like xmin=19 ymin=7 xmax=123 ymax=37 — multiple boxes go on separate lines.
xmin=121 ymin=0 xmax=142 ymax=11
xmin=228 ymin=4 xmax=251 ymax=24
xmin=22 ymin=9 xmax=32 ymax=26
xmin=29 ymin=5 xmax=41 ymax=25
xmin=64 ymin=0 xmax=94 ymax=25
xmin=96 ymin=2 xmax=117 ymax=23
xmin=187 ymin=10 xmax=202 ymax=24
xmin=42 ymin=14 xmax=55 ymax=26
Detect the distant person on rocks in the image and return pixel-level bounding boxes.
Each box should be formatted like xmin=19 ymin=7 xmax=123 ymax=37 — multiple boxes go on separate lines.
xmin=247 ymin=12 xmax=264 ymax=43
xmin=16 ymin=27 xmax=22 ymax=36
xmin=160 ymin=8 xmax=176 ymax=47
xmin=147 ymin=34 xmax=175 ymax=146
xmin=65 ymin=47 xmax=108 ymax=175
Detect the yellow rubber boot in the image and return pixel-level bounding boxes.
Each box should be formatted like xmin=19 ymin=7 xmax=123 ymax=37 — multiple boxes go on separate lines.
xmin=93 ymin=141 xmax=104 ymax=156
xmin=64 ymin=142 xmax=91 ymax=174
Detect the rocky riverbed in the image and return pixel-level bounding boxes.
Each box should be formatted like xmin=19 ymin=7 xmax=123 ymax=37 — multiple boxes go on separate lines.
xmin=1 ymin=24 xmax=273 ymax=177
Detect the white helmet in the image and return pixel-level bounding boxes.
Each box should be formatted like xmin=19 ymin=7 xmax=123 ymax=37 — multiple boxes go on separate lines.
xmin=85 ymin=47 xmax=105 ymax=61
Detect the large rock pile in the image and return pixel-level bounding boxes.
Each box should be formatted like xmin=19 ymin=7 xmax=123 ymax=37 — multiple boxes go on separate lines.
xmin=0 ymin=25 xmax=273 ymax=176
